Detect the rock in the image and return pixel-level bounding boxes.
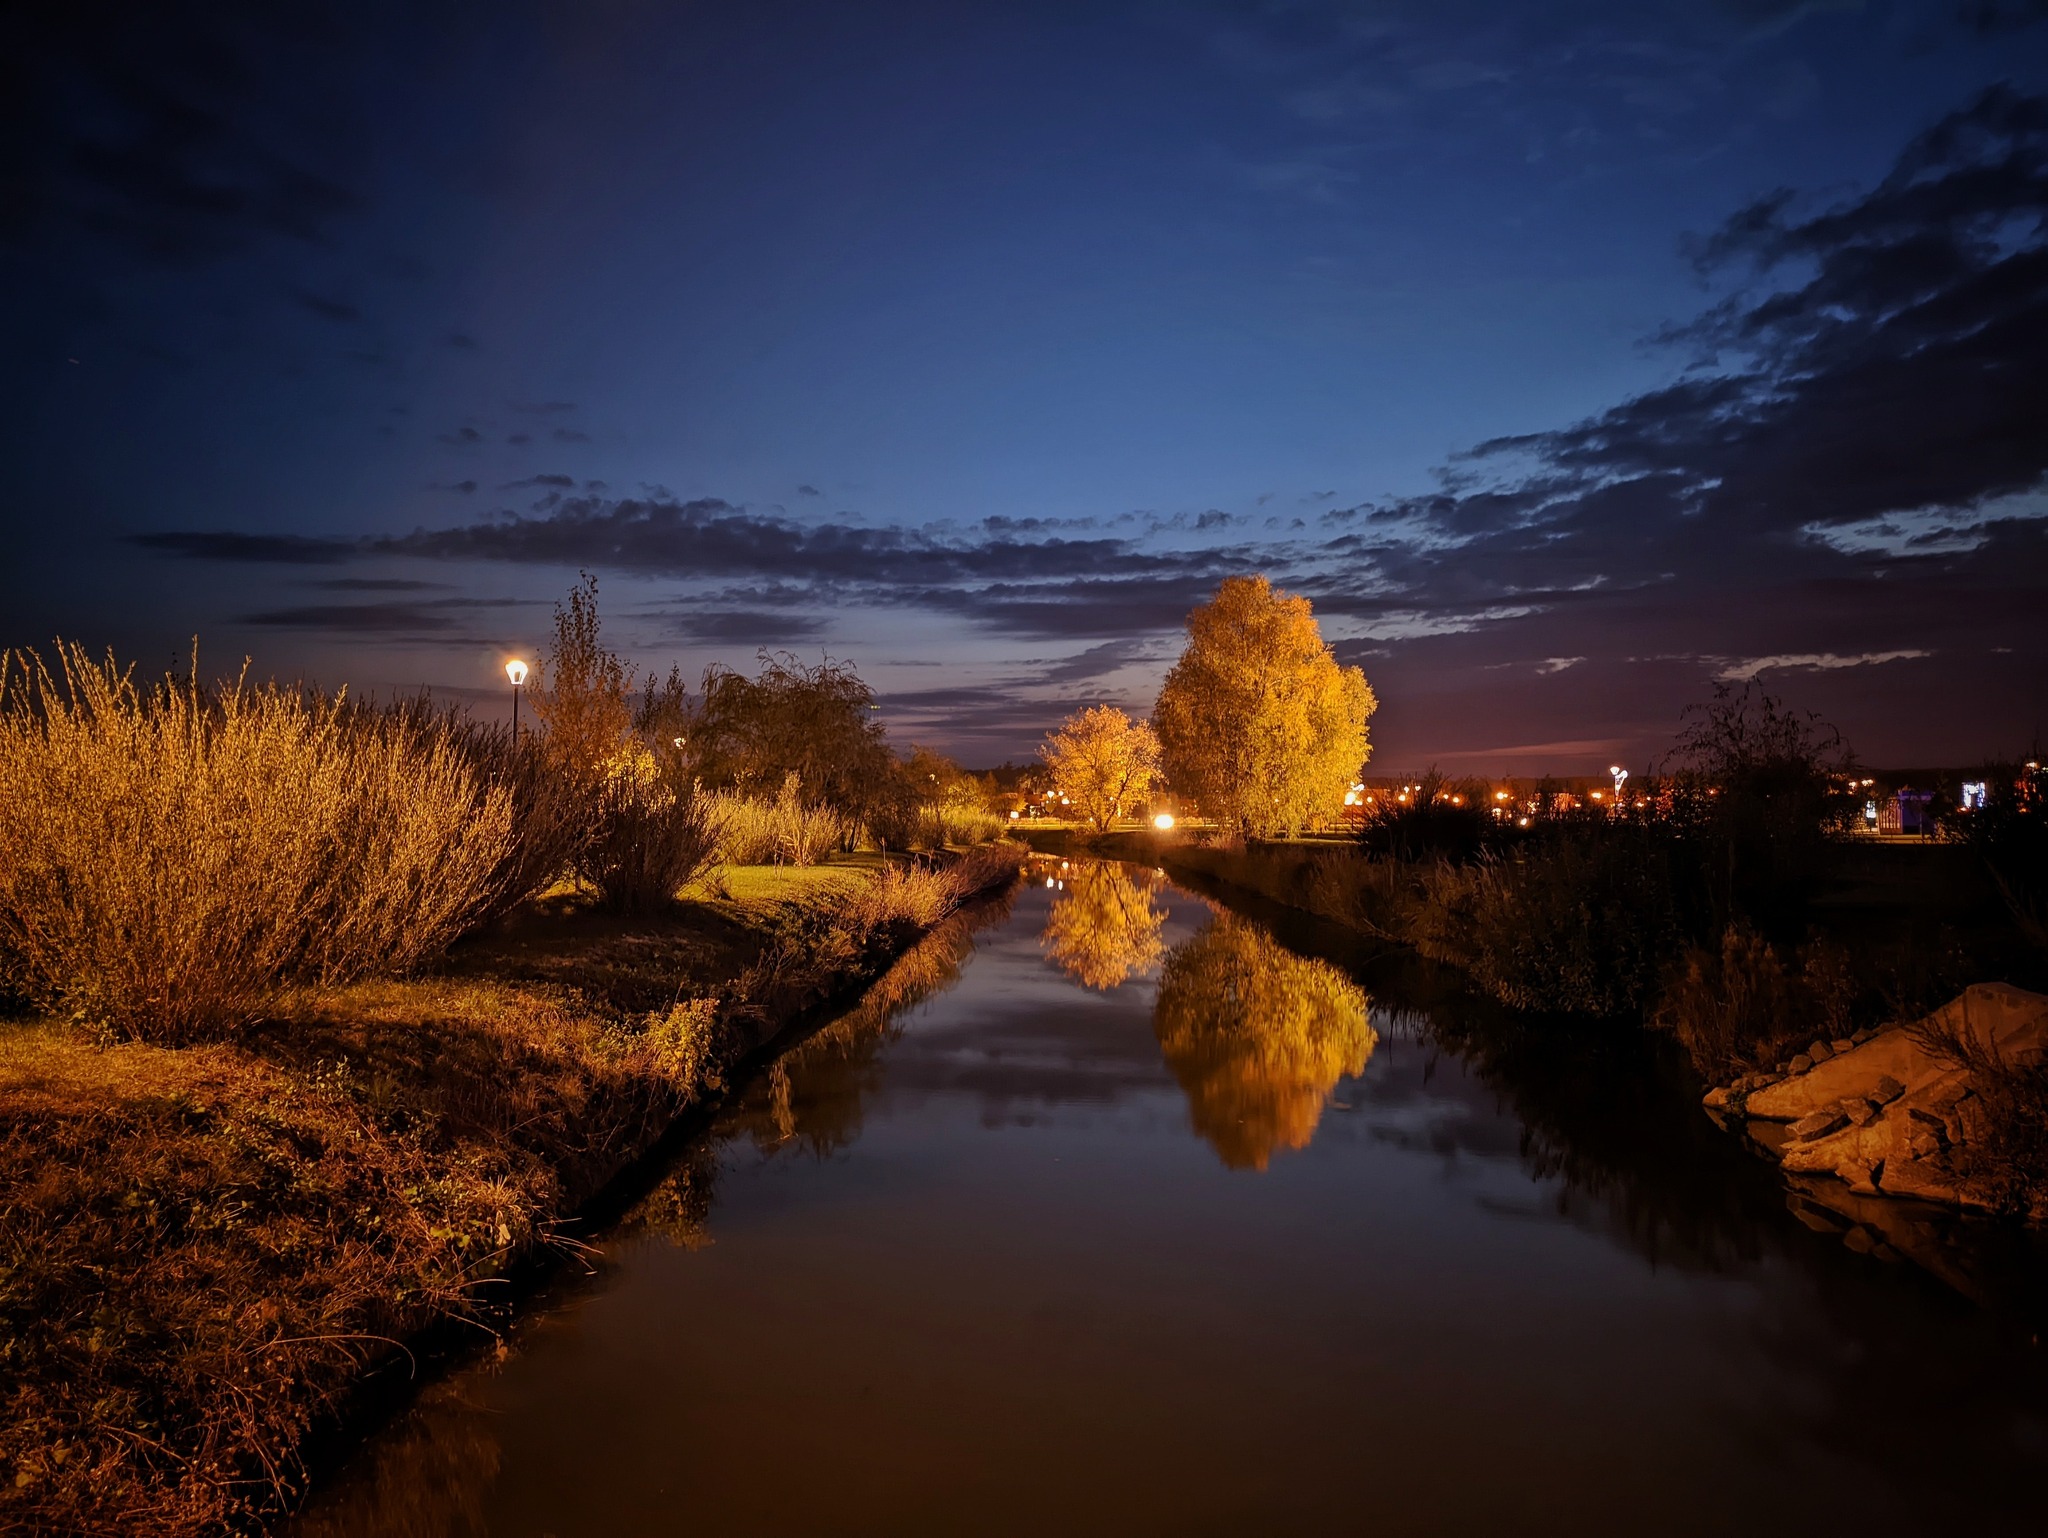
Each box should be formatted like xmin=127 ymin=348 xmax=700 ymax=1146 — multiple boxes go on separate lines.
xmin=1841 ymin=1097 xmax=1882 ymax=1128
xmin=1950 ymin=1098 xmax=1989 ymax=1146
xmin=1838 ymin=1159 xmax=1882 ymax=1196
xmin=1789 ymin=1108 xmax=1848 ymax=1142
xmin=1870 ymin=1075 xmax=1905 ymax=1106
xmin=1852 ymin=1029 xmax=1875 ymax=1044
xmin=1788 ymin=1054 xmax=1814 ymax=1075
xmin=1809 ymin=1041 xmax=1834 ymax=1063
xmin=1842 ymin=1225 xmax=1877 ymax=1254
xmin=1831 ymin=1038 xmax=1856 ymax=1055
xmin=1881 ymin=1153 xmax=1966 ymax=1206
xmin=1703 ymin=1086 xmax=1731 ymax=1110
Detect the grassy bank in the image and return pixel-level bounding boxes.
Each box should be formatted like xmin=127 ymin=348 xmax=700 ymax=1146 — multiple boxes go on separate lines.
xmin=0 ymin=843 xmax=1023 ymax=1537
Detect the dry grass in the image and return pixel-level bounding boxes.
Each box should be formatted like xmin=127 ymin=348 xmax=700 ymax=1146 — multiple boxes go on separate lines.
xmin=0 ymin=647 xmax=514 ymax=1042
xmin=0 ymin=844 xmax=1026 ymax=1536
xmin=699 ymin=779 xmax=849 ymax=867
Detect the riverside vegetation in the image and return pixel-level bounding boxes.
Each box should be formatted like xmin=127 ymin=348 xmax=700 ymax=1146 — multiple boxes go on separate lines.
xmin=1152 ymin=687 xmax=2048 ymax=1225
xmin=0 ymin=581 xmax=1025 ymax=1535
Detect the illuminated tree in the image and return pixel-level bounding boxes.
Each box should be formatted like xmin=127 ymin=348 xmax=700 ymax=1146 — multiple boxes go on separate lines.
xmin=529 ymin=572 xmax=634 ymax=788
xmin=1040 ymin=704 xmax=1162 ymax=832
xmin=1153 ymin=576 xmax=1376 ymax=838
xmin=1041 ymin=863 xmax=1167 ymax=989
xmin=1153 ymin=914 xmax=1376 ymax=1170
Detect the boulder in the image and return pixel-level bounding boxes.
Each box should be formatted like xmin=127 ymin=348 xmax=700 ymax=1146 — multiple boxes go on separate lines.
xmin=1830 ymin=1038 xmax=1856 ymax=1055
xmin=1788 ymin=1053 xmax=1814 ymax=1075
xmin=1809 ymin=1041 xmax=1835 ymax=1063
xmin=1788 ymin=1107 xmax=1849 ymax=1142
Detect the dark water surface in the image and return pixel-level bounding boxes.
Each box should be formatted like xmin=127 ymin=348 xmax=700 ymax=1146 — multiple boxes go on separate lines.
xmin=300 ymin=858 xmax=2048 ymax=1537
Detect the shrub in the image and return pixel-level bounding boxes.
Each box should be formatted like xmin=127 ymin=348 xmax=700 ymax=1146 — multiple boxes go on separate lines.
xmin=700 ymin=776 xmax=848 ymax=866
xmin=1356 ymin=770 xmax=1504 ymax=864
xmin=1655 ymin=926 xmax=1809 ymax=1080
xmin=0 ymin=646 xmax=514 ymax=1041
xmin=1419 ymin=825 xmax=1682 ymax=1017
xmin=573 ymin=746 xmax=717 ymax=913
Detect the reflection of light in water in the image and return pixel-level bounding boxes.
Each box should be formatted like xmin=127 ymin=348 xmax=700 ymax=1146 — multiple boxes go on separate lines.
xmin=1040 ymin=863 xmax=1168 ymax=990
xmin=1153 ymin=914 xmax=1375 ymax=1170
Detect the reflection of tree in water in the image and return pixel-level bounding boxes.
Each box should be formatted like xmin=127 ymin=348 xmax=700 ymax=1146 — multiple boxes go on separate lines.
xmin=1041 ymin=863 xmax=1167 ymax=990
xmin=1153 ymin=914 xmax=1376 ymax=1170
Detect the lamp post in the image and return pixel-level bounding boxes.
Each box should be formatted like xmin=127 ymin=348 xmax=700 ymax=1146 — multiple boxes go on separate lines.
xmin=506 ymin=658 xmax=529 ymax=741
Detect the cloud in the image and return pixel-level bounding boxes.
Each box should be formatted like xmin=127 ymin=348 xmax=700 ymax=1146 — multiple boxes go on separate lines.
xmin=551 ymin=427 xmax=590 ymax=443
xmin=797 ymin=484 xmax=821 ymax=496
xmin=237 ymin=596 xmax=531 ymax=634
xmin=290 ymin=288 xmax=360 ymax=323
xmin=127 ymin=530 xmax=354 ymax=564
xmin=446 ymin=332 xmax=477 ymax=349
xmin=436 ymin=426 xmax=483 ymax=446
xmin=513 ymin=401 xmax=578 ymax=414
xmin=502 ymin=473 xmax=575 ymax=489
xmin=1713 ymin=649 xmax=1934 ymax=681
xmin=301 ymin=577 xmax=454 ymax=592
xmin=660 ymin=609 xmax=830 ymax=644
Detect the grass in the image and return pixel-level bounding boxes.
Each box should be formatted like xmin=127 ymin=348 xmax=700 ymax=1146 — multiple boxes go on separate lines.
xmin=0 ymin=843 xmax=1024 ymax=1536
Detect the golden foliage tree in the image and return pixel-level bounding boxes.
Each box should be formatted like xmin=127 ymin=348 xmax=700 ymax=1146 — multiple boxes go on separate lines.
xmin=1040 ymin=704 xmax=1162 ymax=832
xmin=1041 ymin=863 xmax=1167 ymax=990
xmin=1153 ymin=575 xmax=1376 ymax=837
xmin=1152 ymin=913 xmax=1376 ymax=1170
xmin=529 ymin=572 xmax=634 ymax=787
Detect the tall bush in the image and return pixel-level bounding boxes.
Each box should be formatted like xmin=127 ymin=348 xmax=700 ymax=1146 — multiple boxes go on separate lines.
xmin=0 ymin=646 xmax=513 ymax=1040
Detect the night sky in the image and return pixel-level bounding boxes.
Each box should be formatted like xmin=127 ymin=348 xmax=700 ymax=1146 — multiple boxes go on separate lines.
xmin=4 ymin=1 xmax=2045 ymax=770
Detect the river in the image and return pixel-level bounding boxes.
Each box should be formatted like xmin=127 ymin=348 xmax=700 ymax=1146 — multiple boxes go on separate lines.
xmin=297 ymin=855 xmax=2048 ymax=1536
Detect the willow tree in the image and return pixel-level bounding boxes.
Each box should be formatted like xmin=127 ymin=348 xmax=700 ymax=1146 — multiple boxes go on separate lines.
xmin=1040 ymin=704 xmax=1161 ymax=832
xmin=1153 ymin=575 xmax=1376 ymax=838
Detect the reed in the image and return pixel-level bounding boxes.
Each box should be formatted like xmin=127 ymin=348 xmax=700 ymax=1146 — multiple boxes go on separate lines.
xmin=0 ymin=645 xmax=515 ymax=1042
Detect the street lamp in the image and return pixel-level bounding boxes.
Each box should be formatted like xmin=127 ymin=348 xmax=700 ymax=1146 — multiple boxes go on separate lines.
xmin=505 ymin=658 xmax=529 ymax=740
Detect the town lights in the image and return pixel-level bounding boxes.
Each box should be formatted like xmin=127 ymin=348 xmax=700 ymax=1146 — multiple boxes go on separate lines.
xmin=505 ymin=659 xmax=529 ymax=739
xmin=1153 ymin=813 xmax=1176 ymax=831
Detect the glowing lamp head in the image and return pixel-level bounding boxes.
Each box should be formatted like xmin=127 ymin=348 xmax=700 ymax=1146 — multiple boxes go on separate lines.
xmin=1153 ymin=812 xmax=1176 ymax=831
xmin=505 ymin=659 xmax=529 ymax=687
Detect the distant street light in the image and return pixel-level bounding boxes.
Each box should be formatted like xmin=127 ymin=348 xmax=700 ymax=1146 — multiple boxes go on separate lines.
xmin=505 ymin=658 xmax=529 ymax=740
xmin=1153 ymin=812 xmax=1176 ymax=831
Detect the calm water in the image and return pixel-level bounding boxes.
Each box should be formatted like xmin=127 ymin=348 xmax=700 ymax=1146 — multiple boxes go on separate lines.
xmin=300 ymin=857 xmax=2048 ymax=1537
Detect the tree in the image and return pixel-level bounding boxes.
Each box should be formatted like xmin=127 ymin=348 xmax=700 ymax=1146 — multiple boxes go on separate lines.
xmin=1041 ymin=863 xmax=1167 ymax=989
xmin=692 ymin=652 xmax=898 ymax=839
xmin=1152 ymin=914 xmax=1376 ymax=1170
xmin=1153 ymin=575 xmax=1376 ymax=838
xmin=1040 ymin=705 xmax=1161 ymax=832
xmin=528 ymin=573 xmax=634 ymax=788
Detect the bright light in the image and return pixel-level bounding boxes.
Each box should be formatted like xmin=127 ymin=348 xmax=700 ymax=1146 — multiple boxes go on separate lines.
xmin=672 ymin=736 xmax=685 ymax=749
xmin=1517 ymin=816 xmax=1531 ymax=828
xmin=1494 ymin=791 xmax=1509 ymax=801
xmin=1153 ymin=812 xmax=1176 ymax=831
xmin=1589 ymin=790 xmax=1603 ymax=800
xmin=1009 ymin=810 xmax=1020 ymax=820
xmin=504 ymin=659 xmax=529 ymax=687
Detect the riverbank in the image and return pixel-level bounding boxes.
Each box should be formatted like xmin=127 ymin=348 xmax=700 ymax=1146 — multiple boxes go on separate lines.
xmin=0 ymin=843 xmax=1024 ymax=1537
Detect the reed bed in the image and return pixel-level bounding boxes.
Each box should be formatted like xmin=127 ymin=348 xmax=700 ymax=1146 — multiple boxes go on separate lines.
xmin=0 ymin=647 xmax=517 ymax=1043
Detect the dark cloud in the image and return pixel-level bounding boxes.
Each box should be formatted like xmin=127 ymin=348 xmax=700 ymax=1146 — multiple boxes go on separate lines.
xmin=551 ymin=427 xmax=590 ymax=443
xmin=238 ymin=596 xmax=531 ymax=634
xmin=503 ymin=473 xmax=575 ymax=489
xmin=290 ymin=288 xmax=361 ymax=323
xmin=430 ymin=479 xmax=478 ymax=494
xmin=508 ymin=432 xmax=532 ymax=445
xmin=4 ymin=5 xmax=363 ymax=265
xmin=127 ymin=530 xmax=354 ymax=564
xmin=445 ymin=332 xmax=477 ymax=349
xmin=513 ymin=401 xmax=578 ymax=414
xmin=797 ymin=483 xmax=821 ymax=496
xmin=301 ymin=577 xmax=453 ymax=592
xmin=437 ymin=426 xmax=483 ymax=445
xmin=661 ymin=609 xmax=830 ymax=644
xmin=1305 ymin=86 xmax=2048 ymax=668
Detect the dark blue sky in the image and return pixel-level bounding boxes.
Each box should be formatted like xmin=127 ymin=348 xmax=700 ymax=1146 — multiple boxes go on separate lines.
xmin=4 ymin=0 xmax=2045 ymax=768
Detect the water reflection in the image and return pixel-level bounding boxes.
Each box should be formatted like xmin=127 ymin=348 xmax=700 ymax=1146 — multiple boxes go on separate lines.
xmin=1152 ymin=913 xmax=1376 ymax=1170
xmin=1039 ymin=861 xmax=1167 ymax=990
xmin=294 ymin=858 xmax=2048 ymax=1538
